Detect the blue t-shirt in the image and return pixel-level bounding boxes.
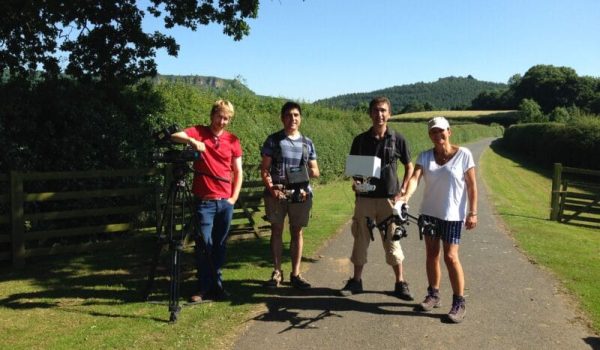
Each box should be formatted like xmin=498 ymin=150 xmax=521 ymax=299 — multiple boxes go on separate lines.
xmin=261 ymin=130 xmax=317 ymax=192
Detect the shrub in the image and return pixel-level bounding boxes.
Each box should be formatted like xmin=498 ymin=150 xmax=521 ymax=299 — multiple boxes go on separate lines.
xmin=518 ymin=98 xmax=548 ymax=123
xmin=502 ymin=120 xmax=600 ymax=170
xmin=548 ymin=106 xmax=570 ymax=123
xmin=0 ymin=79 xmax=161 ymax=172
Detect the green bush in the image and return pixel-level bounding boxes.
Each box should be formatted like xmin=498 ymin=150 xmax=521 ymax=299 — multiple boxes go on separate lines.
xmin=502 ymin=119 xmax=600 ymax=170
xmin=518 ymin=98 xmax=548 ymax=123
xmin=548 ymin=106 xmax=570 ymax=122
xmin=0 ymin=79 xmax=162 ymax=171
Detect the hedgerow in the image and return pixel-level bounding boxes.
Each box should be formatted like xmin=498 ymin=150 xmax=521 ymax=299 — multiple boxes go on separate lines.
xmin=1 ymin=78 xmax=505 ymax=180
xmin=502 ymin=117 xmax=600 ymax=170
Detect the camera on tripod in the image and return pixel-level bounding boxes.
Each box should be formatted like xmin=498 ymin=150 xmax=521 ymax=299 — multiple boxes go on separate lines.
xmin=151 ymin=124 xmax=200 ymax=164
xmin=144 ymin=123 xmax=209 ymax=323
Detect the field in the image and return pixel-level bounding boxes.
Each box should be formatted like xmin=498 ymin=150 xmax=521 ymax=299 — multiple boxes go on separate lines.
xmin=393 ymin=110 xmax=517 ymax=119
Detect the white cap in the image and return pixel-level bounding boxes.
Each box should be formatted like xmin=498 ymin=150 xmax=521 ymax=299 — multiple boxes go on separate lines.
xmin=428 ymin=116 xmax=450 ymax=130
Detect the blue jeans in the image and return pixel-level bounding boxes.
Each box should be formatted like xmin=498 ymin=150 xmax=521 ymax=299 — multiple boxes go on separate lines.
xmin=194 ymin=199 xmax=233 ymax=294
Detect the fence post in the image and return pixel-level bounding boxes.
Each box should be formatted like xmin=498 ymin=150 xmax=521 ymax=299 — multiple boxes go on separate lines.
xmin=550 ymin=163 xmax=562 ymax=221
xmin=10 ymin=171 xmax=26 ymax=268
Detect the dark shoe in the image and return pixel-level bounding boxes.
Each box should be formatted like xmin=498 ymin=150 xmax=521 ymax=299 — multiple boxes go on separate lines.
xmin=212 ymin=287 xmax=230 ymax=301
xmin=419 ymin=287 xmax=441 ymax=311
xmin=290 ymin=273 xmax=311 ymax=289
xmin=340 ymin=278 xmax=363 ymax=296
xmin=448 ymin=295 xmax=466 ymax=323
xmin=394 ymin=281 xmax=414 ymax=301
xmin=266 ymin=269 xmax=283 ymax=288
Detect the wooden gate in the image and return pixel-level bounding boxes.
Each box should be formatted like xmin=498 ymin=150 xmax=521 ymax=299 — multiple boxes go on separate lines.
xmin=550 ymin=163 xmax=600 ymax=227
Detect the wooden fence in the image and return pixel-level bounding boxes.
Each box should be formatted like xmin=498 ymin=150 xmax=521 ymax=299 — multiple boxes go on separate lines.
xmin=0 ymin=166 xmax=268 ymax=267
xmin=550 ymin=163 xmax=600 ymax=227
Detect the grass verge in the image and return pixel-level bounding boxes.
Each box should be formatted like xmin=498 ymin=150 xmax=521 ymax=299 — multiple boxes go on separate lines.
xmin=480 ymin=142 xmax=600 ymax=333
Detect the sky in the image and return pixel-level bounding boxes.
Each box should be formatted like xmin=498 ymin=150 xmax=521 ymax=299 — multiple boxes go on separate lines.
xmin=143 ymin=0 xmax=600 ymax=102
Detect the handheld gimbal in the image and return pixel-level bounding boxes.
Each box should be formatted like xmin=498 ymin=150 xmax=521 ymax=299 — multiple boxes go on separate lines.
xmin=366 ymin=203 xmax=436 ymax=241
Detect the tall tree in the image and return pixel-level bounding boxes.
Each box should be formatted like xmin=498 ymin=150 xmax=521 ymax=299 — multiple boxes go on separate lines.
xmin=514 ymin=65 xmax=582 ymax=113
xmin=0 ymin=0 xmax=259 ymax=84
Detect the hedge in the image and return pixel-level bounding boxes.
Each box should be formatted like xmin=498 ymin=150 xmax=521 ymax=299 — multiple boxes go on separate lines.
xmin=502 ymin=119 xmax=600 ymax=170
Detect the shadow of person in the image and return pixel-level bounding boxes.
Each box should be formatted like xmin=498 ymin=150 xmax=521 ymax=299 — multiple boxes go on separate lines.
xmin=223 ymin=279 xmax=443 ymax=333
xmin=583 ymin=336 xmax=600 ymax=349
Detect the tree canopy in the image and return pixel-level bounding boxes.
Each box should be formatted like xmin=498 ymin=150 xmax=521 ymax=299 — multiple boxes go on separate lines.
xmin=471 ymin=64 xmax=600 ymax=116
xmin=0 ymin=0 xmax=259 ymax=84
xmin=315 ymin=76 xmax=506 ymax=113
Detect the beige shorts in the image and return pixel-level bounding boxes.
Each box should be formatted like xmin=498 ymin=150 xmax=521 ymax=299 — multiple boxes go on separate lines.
xmin=264 ymin=194 xmax=312 ymax=227
xmin=350 ymin=197 xmax=405 ymax=266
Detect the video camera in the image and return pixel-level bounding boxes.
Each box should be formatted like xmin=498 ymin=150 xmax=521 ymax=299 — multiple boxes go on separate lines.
xmin=151 ymin=124 xmax=200 ymax=164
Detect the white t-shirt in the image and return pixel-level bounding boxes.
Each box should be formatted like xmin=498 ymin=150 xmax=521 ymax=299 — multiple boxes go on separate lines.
xmin=416 ymin=147 xmax=475 ymax=221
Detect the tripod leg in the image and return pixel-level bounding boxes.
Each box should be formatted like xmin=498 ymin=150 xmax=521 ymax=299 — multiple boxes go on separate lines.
xmin=142 ymin=200 xmax=171 ymax=300
xmin=142 ymin=235 xmax=166 ymax=300
xmin=142 ymin=180 xmax=175 ymax=302
xmin=168 ymin=240 xmax=183 ymax=322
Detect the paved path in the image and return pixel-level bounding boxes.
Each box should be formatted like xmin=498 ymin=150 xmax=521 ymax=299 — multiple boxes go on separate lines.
xmin=232 ymin=138 xmax=599 ymax=350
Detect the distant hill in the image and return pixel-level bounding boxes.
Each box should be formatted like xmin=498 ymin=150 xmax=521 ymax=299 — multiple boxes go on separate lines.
xmin=153 ymin=74 xmax=255 ymax=94
xmin=314 ymin=76 xmax=507 ymax=112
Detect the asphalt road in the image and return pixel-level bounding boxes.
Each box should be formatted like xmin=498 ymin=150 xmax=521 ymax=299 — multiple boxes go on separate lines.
xmin=232 ymin=138 xmax=599 ymax=350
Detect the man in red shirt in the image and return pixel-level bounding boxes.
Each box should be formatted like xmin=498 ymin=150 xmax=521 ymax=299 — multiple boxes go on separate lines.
xmin=171 ymin=99 xmax=243 ymax=302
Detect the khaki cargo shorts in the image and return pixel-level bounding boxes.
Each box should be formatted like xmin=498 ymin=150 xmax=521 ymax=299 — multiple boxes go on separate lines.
xmin=264 ymin=194 xmax=312 ymax=227
xmin=350 ymin=196 xmax=405 ymax=266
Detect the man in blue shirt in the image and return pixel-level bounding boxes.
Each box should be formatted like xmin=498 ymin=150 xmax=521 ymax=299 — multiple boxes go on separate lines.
xmin=260 ymin=101 xmax=320 ymax=289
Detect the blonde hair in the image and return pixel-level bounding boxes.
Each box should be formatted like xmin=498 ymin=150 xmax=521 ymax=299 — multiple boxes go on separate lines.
xmin=210 ymin=99 xmax=235 ymax=118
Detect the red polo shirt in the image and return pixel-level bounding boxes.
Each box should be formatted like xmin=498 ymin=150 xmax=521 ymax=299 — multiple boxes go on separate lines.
xmin=184 ymin=125 xmax=242 ymax=199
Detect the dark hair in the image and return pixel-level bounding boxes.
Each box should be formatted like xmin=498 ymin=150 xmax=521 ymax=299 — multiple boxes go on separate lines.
xmin=369 ymin=97 xmax=392 ymax=114
xmin=281 ymin=101 xmax=302 ymax=117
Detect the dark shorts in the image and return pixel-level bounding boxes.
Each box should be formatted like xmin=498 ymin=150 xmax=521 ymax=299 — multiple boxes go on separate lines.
xmin=421 ymin=215 xmax=463 ymax=244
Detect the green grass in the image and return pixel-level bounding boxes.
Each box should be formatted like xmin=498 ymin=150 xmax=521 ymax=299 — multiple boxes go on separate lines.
xmin=481 ymin=143 xmax=600 ymax=332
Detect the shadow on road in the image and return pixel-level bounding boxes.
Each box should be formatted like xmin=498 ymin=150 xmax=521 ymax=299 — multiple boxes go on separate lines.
xmin=583 ymin=337 xmax=600 ymax=349
xmin=227 ymin=279 xmax=444 ymax=333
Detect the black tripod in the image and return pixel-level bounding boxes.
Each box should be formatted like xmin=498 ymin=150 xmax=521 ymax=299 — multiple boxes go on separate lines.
xmin=143 ymin=163 xmax=204 ymax=323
